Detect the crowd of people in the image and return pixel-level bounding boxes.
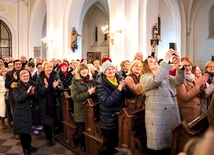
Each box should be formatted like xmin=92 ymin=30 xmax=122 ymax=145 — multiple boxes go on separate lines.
xmin=0 ymin=51 xmax=213 ymax=155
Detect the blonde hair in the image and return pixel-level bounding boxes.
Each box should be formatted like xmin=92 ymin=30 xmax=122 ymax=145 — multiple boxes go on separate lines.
xmin=93 ymin=60 xmax=100 ymax=65
xmin=0 ymin=67 xmax=8 ymax=76
xmin=71 ymin=60 xmax=80 ymax=70
xmin=205 ymin=61 xmax=214 ymax=71
xmin=20 ymin=70 xmax=30 ymax=77
xmin=87 ymin=63 xmax=95 ymax=75
xmin=127 ymin=60 xmax=142 ymax=75
xmin=42 ymin=61 xmax=53 ymax=71
xmin=74 ymin=63 xmax=93 ymax=80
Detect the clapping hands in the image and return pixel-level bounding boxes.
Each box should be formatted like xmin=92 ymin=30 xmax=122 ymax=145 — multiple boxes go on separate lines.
xmin=88 ymin=86 xmax=96 ymax=95
xmin=118 ymin=79 xmax=126 ymax=91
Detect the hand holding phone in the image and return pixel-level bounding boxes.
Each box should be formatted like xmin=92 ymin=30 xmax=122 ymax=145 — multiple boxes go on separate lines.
xmin=169 ymin=42 xmax=177 ymax=56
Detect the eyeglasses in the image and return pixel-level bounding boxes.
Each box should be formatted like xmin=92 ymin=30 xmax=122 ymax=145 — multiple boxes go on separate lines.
xmin=183 ymin=64 xmax=191 ymax=68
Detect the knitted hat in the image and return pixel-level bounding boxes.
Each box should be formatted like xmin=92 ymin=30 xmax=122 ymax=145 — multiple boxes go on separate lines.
xmin=102 ymin=61 xmax=114 ymax=73
xmin=59 ymin=62 xmax=68 ymax=69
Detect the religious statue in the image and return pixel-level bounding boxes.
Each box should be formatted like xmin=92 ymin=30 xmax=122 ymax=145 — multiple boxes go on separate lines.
xmin=70 ymin=27 xmax=80 ymax=52
xmin=152 ymin=23 xmax=159 ymax=40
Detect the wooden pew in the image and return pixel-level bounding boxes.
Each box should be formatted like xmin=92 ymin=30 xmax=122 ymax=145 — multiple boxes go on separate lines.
xmin=83 ymin=98 xmax=107 ymax=155
xmin=59 ymin=89 xmax=77 ymax=150
xmin=171 ymin=111 xmax=209 ymax=155
xmin=116 ymin=108 xmax=147 ymax=155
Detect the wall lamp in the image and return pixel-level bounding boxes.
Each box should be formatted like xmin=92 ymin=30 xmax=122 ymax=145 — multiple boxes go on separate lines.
xmin=42 ymin=37 xmax=53 ymax=50
xmin=101 ymin=22 xmax=125 ymax=45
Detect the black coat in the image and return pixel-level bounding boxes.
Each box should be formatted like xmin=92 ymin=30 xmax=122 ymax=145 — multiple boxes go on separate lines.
xmin=5 ymin=69 xmax=21 ymax=102
xmin=13 ymin=80 xmax=39 ymax=134
xmin=37 ymin=71 xmax=64 ymax=126
xmin=96 ymin=72 xmax=132 ymax=129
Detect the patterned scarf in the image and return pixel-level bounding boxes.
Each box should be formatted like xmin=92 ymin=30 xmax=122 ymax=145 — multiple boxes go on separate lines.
xmin=185 ymin=73 xmax=195 ymax=82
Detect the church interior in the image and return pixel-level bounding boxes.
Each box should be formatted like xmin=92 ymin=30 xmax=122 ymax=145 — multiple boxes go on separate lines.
xmin=0 ymin=0 xmax=214 ymax=155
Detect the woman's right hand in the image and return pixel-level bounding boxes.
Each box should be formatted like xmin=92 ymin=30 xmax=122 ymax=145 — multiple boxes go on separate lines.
xmin=163 ymin=49 xmax=175 ymax=63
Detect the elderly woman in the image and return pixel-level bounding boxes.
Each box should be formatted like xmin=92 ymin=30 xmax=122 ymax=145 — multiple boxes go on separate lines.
xmin=13 ymin=70 xmax=38 ymax=155
xmin=96 ymin=61 xmax=132 ymax=155
xmin=141 ymin=50 xmax=185 ymax=155
xmin=176 ymin=57 xmax=208 ymax=124
xmin=71 ymin=63 xmax=97 ymax=151
xmin=125 ymin=60 xmax=145 ymax=111
xmin=37 ymin=61 xmax=64 ymax=147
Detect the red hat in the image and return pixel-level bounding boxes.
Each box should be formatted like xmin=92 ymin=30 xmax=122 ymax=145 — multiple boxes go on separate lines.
xmin=59 ymin=62 xmax=68 ymax=69
xmin=101 ymin=57 xmax=112 ymax=64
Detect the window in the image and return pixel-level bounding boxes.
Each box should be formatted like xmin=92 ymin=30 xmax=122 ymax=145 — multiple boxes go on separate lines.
xmin=0 ymin=20 xmax=12 ymax=58
xmin=95 ymin=27 xmax=98 ymax=42
xmin=158 ymin=16 xmax=161 ymax=36
xmin=209 ymin=4 xmax=214 ymax=38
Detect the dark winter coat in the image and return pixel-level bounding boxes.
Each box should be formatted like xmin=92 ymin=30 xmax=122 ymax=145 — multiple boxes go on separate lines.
xmin=13 ymin=80 xmax=39 ymax=134
xmin=96 ymin=72 xmax=132 ymax=130
xmin=5 ymin=69 xmax=22 ymax=102
xmin=71 ymin=77 xmax=97 ymax=122
xmin=37 ymin=71 xmax=64 ymax=126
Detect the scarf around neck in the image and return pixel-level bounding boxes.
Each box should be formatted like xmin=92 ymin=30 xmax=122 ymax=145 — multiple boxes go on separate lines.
xmin=185 ymin=73 xmax=195 ymax=82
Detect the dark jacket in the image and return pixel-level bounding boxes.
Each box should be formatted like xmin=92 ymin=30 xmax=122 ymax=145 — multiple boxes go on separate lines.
xmin=37 ymin=71 xmax=64 ymax=126
xmin=71 ymin=77 xmax=97 ymax=122
xmin=96 ymin=72 xmax=132 ymax=129
xmin=13 ymin=80 xmax=39 ymax=134
xmin=5 ymin=69 xmax=22 ymax=102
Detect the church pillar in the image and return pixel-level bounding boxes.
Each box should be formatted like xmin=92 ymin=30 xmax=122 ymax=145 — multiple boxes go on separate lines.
xmin=17 ymin=0 xmax=28 ymax=59
xmin=45 ymin=0 xmax=63 ymax=61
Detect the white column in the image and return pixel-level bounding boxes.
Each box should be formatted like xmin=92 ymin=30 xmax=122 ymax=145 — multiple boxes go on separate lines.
xmin=17 ymin=0 xmax=28 ymax=59
xmin=46 ymin=0 xmax=63 ymax=61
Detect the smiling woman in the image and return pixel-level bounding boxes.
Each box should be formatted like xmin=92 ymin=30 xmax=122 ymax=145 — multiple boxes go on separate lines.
xmin=176 ymin=56 xmax=208 ymax=124
xmin=96 ymin=61 xmax=133 ymax=155
xmin=13 ymin=70 xmax=39 ymax=155
xmin=141 ymin=49 xmax=185 ymax=155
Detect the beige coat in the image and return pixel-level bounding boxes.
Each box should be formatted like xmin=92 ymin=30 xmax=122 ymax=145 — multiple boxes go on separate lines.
xmin=176 ymin=80 xmax=201 ymax=123
xmin=0 ymin=76 xmax=6 ymax=117
xmin=125 ymin=75 xmax=145 ymax=111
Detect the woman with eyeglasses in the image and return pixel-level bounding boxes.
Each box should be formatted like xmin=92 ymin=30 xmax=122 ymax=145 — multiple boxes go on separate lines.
xmin=176 ymin=56 xmax=208 ymax=124
xmin=141 ymin=50 xmax=185 ymax=155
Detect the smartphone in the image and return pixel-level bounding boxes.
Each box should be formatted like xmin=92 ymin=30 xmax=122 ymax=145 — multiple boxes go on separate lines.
xmin=169 ymin=42 xmax=177 ymax=51
xmin=169 ymin=42 xmax=177 ymax=56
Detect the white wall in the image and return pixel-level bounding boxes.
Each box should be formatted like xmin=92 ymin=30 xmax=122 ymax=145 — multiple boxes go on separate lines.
xmin=194 ymin=0 xmax=214 ymax=70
